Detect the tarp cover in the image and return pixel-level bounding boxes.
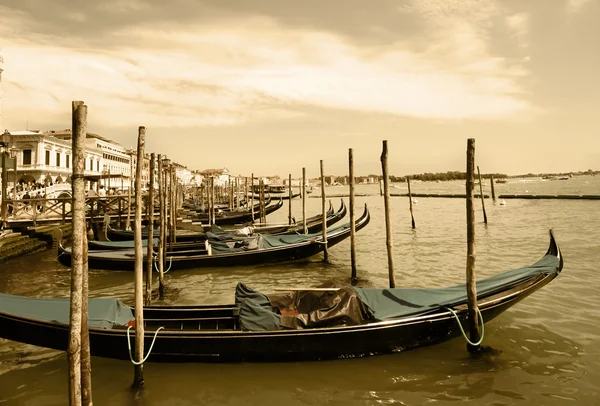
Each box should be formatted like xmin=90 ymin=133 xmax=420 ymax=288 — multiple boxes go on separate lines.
xmin=0 ymin=293 xmax=134 ymax=329
xmin=235 ymin=253 xmax=560 ymax=331
xmin=235 ymin=283 xmax=281 ymax=330
xmin=356 ymin=254 xmax=560 ymax=321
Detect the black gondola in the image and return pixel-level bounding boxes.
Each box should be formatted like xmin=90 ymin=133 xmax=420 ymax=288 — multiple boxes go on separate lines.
xmin=192 ymin=197 xmax=284 ymax=225
xmin=57 ymin=205 xmax=370 ymax=271
xmin=105 ymin=198 xmax=284 ymax=241
xmin=89 ymin=200 xmax=346 ymax=251
xmin=0 ymin=230 xmax=562 ymax=362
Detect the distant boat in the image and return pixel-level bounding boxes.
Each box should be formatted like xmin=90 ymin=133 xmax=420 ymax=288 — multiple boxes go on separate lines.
xmin=496 ymin=179 xmax=508 ymax=184
xmin=411 ymin=198 xmax=418 ymax=205
xmin=500 ymin=200 xmax=507 ymax=206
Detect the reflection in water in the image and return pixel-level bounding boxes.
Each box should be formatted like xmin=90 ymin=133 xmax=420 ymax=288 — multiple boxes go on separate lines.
xmin=1 ymin=178 xmax=600 ymax=404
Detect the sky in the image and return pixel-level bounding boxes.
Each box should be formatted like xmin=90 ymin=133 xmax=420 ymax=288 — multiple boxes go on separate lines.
xmin=0 ymin=0 xmax=598 ymax=178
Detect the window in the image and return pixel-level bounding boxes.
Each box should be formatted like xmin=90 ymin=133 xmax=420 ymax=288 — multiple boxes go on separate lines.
xmin=66 ymin=155 xmax=70 ymax=169
xmin=96 ymin=161 xmax=100 ymax=171
xmin=23 ymin=150 xmax=32 ymax=165
xmin=56 ymin=152 xmax=61 ymax=167
xmin=46 ymin=150 xmax=51 ymax=165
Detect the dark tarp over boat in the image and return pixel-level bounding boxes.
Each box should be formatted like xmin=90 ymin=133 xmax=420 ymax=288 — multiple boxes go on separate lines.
xmin=1 ymin=230 xmax=562 ymax=362
xmin=57 ymin=205 xmax=370 ymax=271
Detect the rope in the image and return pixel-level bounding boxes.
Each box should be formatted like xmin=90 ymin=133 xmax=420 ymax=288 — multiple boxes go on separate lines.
xmin=152 ymin=254 xmax=173 ymax=274
xmin=127 ymin=326 xmax=164 ymax=365
xmin=164 ymin=257 xmax=173 ymax=274
xmin=445 ymin=306 xmax=485 ymax=347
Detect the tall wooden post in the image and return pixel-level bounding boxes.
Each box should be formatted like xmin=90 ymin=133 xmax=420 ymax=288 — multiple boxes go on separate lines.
xmin=250 ymin=174 xmax=255 ymax=224
xmin=145 ymin=153 xmax=155 ymax=306
xmin=68 ymin=101 xmax=90 ymax=406
xmin=236 ymin=178 xmax=240 ymax=210
xmin=171 ymin=167 xmax=177 ymax=243
xmin=259 ymin=180 xmax=264 ymax=222
xmin=320 ymin=160 xmax=329 ymax=262
xmin=229 ymin=180 xmax=233 ymax=211
xmin=490 ymin=175 xmax=496 ymax=201
xmin=349 ymin=149 xmax=357 ymax=280
xmin=81 ymin=228 xmax=92 ymax=406
xmin=302 ymin=168 xmax=307 ymax=234
xmin=211 ymin=177 xmax=215 ymax=225
xmin=126 ymin=154 xmax=133 ymax=230
xmin=477 ymin=166 xmax=488 ymax=224
xmin=132 ymin=126 xmax=146 ymax=388
xmin=288 ymin=174 xmax=292 ymax=225
xmin=244 ymin=177 xmax=248 ymax=208
xmin=466 ymin=139 xmax=482 ymax=352
xmin=157 ymin=155 xmax=165 ymax=300
xmin=407 ymin=177 xmax=416 ymax=229
xmin=381 ymin=140 xmax=395 ymax=288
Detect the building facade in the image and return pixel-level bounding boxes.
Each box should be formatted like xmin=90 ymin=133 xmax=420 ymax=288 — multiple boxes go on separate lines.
xmin=7 ymin=130 xmax=103 ymax=194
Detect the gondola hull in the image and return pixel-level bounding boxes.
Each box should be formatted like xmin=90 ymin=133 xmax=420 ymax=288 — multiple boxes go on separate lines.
xmin=58 ymin=205 xmax=370 ymax=271
xmin=0 ymin=247 xmax=561 ymax=362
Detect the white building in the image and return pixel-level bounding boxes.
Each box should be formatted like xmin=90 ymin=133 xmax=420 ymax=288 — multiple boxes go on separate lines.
xmin=50 ymin=130 xmax=133 ymax=190
xmin=3 ymin=130 xmax=102 ymax=196
xmin=199 ymin=168 xmax=230 ymax=186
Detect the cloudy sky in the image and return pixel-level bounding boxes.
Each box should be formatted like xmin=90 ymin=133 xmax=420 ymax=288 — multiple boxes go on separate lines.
xmin=0 ymin=0 xmax=598 ymax=178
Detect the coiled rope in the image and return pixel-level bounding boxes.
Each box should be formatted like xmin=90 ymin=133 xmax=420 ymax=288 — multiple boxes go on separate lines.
xmin=152 ymin=255 xmax=173 ymax=274
xmin=445 ymin=307 xmax=485 ymax=347
xmin=126 ymin=326 xmax=164 ymax=365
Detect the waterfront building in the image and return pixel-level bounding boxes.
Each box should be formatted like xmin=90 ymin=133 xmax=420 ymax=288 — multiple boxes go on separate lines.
xmin=6 ymin=130 xmax=103 ymax=195
xmin=199 ymin=168 xmax=230 ymax=186
xmin=50 ymin=130 xmax=133 ymax=190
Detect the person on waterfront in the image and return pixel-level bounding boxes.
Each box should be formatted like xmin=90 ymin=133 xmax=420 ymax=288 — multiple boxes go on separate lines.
xmin=98 ymin=187 xmax=106 ymax=197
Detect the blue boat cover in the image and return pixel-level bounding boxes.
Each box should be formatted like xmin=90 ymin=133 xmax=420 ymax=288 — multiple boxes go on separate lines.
xmin=0 ymin=293 xmax=134 ymax=329
xmin=356 ymin=254 xmax=561 ymax=321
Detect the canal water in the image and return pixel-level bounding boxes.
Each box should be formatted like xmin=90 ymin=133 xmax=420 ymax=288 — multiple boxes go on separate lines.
xmin=0 ymin=176 xmax=598 ymax=405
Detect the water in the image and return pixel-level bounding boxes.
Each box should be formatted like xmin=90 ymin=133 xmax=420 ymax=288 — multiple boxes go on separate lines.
xmin=1 ymin=176 xmax=599 ymax=405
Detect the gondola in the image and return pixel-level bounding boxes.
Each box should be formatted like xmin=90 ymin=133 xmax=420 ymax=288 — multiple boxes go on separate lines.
xmin=0 ymin=230 xmax=562 ymax=362
xmin=251 ymin=199 xmax=346 ymax=235
xmin=57 ymin=205 xmax=370 ymax=271
xmin=90 ymin=200 xmax=346 ymax=251
xmin=191 ymin=197 xmax=284 ymax=226
xmin=105 ymin=225 xmax=205 ymax=242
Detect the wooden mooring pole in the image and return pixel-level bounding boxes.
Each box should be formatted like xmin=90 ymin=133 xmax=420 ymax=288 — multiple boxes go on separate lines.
xmin=132 ymin=126 xmax=146 ymax=388
xmin=302 ymin=168 xmax=307 ymax=234
xmin=490 ymin=175 xmax=496 ymax=201
xmin=381 ymin=140 xmax=395 ymax=288
xmin=145 ymin=153 xmax=155 ymax=306
xmin=320 ymin=160 xmax=329 ymax=262
xmin=466 ymin=139 xmax=482 ymax=353
xmin=288 ymin=174 xmax=292 ymax=225
xmin=126 ymin=155 xmax=133 ymax=230
xmin=68 ymin=100 xmax=92 ymax=406
xmin=210 ymin=177 xmax=215 ymax=226
xmin=157 ymin=154 xmax=165 ymax=300
xmin=81 ymin=227 xmax=92 ymax=406
xmin=349 ymin=148 xmax=357 ymax=280
xmin=244 ymin=177 xmax=248 ymax=209
xmin=407 ymin=177 xmax=416 ymax=229
xmin=250 ymin=174 xmax=254 ymax=224
xmin=477 ymin=166 xmax=488 ymax=224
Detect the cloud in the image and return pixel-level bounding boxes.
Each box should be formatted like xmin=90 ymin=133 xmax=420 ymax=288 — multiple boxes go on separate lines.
xmin=567 ymin=0 xmax=593 ymax=14
xmin=0 ymin=1 xmax=534 ymax=131
xmin=505 ymin=13 xmax=530 ymax=48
